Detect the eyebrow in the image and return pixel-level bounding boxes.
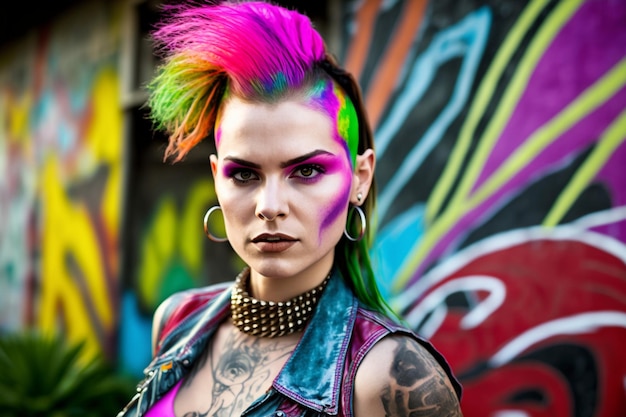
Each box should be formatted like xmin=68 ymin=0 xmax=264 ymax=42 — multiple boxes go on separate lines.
xmin=223 ymin=149 xmax=334 ymax=169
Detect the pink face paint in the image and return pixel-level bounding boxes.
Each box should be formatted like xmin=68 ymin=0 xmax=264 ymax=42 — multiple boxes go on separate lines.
xmin=305 ymin=79 xmax=359 ymax=169
xmin=318 ymin=158 xmax=353 ymax=240
xmin=214 ymin=124 xmax=222 ymax=147
xmin=220 ymin=158 xmax=262 ymax=185
xmin=213 ymin=100 xmax=226 ymax=148
xmin=282 ymin=152 xmax=340 ymax=183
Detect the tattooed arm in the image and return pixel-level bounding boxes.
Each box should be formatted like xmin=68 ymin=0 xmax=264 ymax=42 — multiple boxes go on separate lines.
xmin=353 ymin=336 xmax=462 ymax=417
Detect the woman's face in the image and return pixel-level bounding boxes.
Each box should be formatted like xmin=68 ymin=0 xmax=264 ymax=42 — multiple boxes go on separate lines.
xmin=210 ymin=96 xmax=367 ymax=286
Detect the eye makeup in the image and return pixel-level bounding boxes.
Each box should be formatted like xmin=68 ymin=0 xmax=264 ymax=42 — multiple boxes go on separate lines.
xmin=280 ymin=149 xmax=353 ymax=242
xmin=319 ymin=159 xmax=353 ymax=235
xmin=221 ymin=159 xmax=261 ymax=184
xmin=283 ymin=152 xmax=346 ymax=183
xmin=221 ymin=150 xmax=347 ymax=179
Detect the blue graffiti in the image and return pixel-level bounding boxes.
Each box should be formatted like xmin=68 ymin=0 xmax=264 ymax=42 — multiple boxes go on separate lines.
xmin=372 ymin=203 xmax=427 ymax=300
xmin=118 ymin=291 xmax=152 ymax=377
xmin=376 ymin=7 xmax=492 ymax=219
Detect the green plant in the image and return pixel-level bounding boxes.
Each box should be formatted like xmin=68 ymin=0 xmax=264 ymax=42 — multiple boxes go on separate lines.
xmin=0 ymin=330 xmax=135 ymax=417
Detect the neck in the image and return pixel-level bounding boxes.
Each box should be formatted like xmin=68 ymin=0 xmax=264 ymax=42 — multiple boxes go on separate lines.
xmin=231 ymin=267 xmax=331 ymax=338
xmin=248 ymin=262 xmax=334 ymax=302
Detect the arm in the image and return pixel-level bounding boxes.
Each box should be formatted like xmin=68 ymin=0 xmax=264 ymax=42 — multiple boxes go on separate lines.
xmin=150 ymin=291 xmax=185 ymax=355
xmin=353 ymin=335 xmax=462 ymax=417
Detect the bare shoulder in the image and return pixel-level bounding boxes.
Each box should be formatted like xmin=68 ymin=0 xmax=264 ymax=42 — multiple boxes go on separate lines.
xmin=150 ymin=298 xmax=168 ymax=352
xmin=353 ymin=335 xmax=462 ymax=417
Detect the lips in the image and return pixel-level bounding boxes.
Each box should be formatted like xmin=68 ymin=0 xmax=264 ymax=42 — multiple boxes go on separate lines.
xmin=251 ymin=233 xmax=297 ymax=252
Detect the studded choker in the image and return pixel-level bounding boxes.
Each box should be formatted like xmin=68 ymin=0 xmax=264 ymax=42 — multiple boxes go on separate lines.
xmin=230 ymin=268 xmax=330 ymax=338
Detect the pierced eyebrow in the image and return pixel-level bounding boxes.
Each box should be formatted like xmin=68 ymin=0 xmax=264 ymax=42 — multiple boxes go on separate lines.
xmin=280 ymin=150 xmax=334 ymax=168
xmin=223 ymin=150 xmax=334 ymax=170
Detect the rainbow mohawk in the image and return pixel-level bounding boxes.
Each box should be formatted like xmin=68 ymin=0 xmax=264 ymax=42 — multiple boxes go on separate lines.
xmin=148 ymin=1 xmax=327 ymax=160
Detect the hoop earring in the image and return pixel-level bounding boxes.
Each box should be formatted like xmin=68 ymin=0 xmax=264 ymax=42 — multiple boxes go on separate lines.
xmin=344 ymin=205 xmax=366 ymax=242
xmin=203 ymin=206 xmax=228 ymax=242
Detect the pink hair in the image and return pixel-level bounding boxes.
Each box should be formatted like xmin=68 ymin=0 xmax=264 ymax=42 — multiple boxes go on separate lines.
xmin=148 ymin=1 xmax=327 ymax=161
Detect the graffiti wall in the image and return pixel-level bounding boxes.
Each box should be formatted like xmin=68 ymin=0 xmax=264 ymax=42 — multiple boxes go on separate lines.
xmin=343 ymin=0 xmax=626 ymax=416
xmin=2 ymin=0 xmax=624 ymax=415
xmin=117 ymin=129 xmax=243 ymax=375
xmin=0 ymin=0 xmax=123 ymax=360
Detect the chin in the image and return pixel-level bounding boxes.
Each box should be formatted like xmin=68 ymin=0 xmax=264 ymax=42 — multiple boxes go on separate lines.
xmin=240 ymin=257 xmax=288 ymax=277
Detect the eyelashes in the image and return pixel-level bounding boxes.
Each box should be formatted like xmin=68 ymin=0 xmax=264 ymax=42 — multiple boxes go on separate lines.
xmin=291 ymin=164 xmax=326 ymax=181
xmin=230 ymin=168 xmax=258 ymax=183
xmin=226 ymin=163 xmax=326 ymax=184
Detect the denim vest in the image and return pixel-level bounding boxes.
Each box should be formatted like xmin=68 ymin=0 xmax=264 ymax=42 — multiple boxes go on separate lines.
xmin=117 ymin=268 xmax=461 ymax=417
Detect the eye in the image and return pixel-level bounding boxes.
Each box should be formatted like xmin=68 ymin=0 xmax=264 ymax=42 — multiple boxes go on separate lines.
xmin=291 ymin=164 xmax=325 ymax=180
xmin=231 ymin=169 xmax=259 ymax=183
xmin=299 ymin=166 xmax=314 ymax=177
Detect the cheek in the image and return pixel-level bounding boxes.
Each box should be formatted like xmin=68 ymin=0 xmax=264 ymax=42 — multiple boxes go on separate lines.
xmin=213 ymin=177 xmax=243 ymax=225
xmin=319 ymin=167 xmax=352 ymax=235
xmin=317 ymin=138 xmax=354 ymax=233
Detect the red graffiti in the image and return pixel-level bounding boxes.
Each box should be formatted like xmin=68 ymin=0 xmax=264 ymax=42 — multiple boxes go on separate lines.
xmin=403 ymin=231 xmax=626 ymax=416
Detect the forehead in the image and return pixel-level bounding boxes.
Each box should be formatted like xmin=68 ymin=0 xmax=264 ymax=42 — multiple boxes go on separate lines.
xmin=215 ymin=96 xmax=346 ymax=158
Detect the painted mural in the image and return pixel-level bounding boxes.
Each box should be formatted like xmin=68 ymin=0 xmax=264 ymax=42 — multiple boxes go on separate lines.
xmin=343 ymin=0 xmax=626 ymax=416
xmin=0 ymin=1 xmax=123 ymax=360
xmin=117 ymin=141 xmax=243 ymax=375
xmin=1 ymin=0 xmax=624 ymax=415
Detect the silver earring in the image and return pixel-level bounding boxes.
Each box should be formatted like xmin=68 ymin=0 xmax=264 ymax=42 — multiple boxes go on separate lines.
xmin=344 ymin=205 xmax=366 ymax=242
xmin=357 ymin=192 xmax=363 ymax=202
xmin=203 ymin=206 xmax=228 ymax=242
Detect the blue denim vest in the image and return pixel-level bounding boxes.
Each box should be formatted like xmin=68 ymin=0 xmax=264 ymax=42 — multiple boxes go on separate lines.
xmin=117 ymin=268 xmax=461 ymax=417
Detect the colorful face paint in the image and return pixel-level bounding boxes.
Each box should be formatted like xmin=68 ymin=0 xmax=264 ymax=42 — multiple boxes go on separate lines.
xmin=281 ymin=150 xmax=353 ymax=242
xmin=334 ymin=81 xmax=360 ymax=166
xmin=283 ymin=153 xmax=352 ymax=228
xmin=303 ymin=78 xmax=360 ymax=168
xmin=212 ymin=96 xmax=354 ymax=286
xmin=319 ymin=169 xmax=352 ymax=241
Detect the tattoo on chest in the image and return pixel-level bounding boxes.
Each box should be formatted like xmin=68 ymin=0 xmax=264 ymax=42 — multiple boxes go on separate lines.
xmin=381 ymin=339 xmax=461 ymax=417
xmin=181 ymin=331 xmax=295 ymax=417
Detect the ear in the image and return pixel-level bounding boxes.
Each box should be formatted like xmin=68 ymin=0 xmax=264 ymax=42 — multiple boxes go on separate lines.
xmin=351 ymin=149 xmax=375 ymax=205
xmin=210 ymin=154 xmax=219 ymax=178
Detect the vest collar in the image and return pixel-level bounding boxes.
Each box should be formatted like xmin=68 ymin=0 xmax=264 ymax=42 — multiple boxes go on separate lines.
xmin=152 ymin=268 xmax=358 ymax=416
xmin=272 ymin=268 xmax=357 ymax=415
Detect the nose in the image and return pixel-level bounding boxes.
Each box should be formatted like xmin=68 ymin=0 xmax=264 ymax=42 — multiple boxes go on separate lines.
xmin=256 ymin=179 xmax=288 ymax=221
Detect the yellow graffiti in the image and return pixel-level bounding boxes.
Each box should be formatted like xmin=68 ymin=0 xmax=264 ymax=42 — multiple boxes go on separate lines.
xmin=472 ymin=59 xmax=626 ymax=207
xmin=87 ymin=68 xmax=123 ymax=239
xmin=7 ymin=93 xmax=33 ymax=146
xmin=138 ymin=179 xmax=215 ymax=308
xmin=38 ymin=68 xmax=122 ymax=360
xmin=138 ymin=195 xmax=177 ymax=307
xmin=39 ymin=158 xmax=114 ymax=360
xmin=425 ymin=0 xmax=560 ymax=223
xmin=544 ymin=108 xmax=626 ymax=226
xmin=394 ymin=0 xmax=624 ymax=291
xmin=179 ymin=181 xmax=218 ymax=275
xmin=396 ymin=57 xmax=626 ymax=292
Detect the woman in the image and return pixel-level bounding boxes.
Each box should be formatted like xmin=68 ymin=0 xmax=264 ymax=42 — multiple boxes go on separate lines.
xmin=118 ymin=1 xmax=462 ymax=416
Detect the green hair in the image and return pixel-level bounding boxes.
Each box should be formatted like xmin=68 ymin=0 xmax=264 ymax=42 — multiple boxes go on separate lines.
xmin=320 ymin=57 xmax=399 ymax=320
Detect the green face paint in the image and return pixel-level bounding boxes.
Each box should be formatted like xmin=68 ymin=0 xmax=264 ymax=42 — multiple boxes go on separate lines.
xmin=333 ymin=81 xmax=359 ymax=167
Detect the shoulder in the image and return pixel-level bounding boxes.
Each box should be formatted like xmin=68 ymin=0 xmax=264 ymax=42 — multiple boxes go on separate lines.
xmin=151 ymin=282 xmax=232 ymax=354
xmin=353 ymin=334 xmax=463 ymax=417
